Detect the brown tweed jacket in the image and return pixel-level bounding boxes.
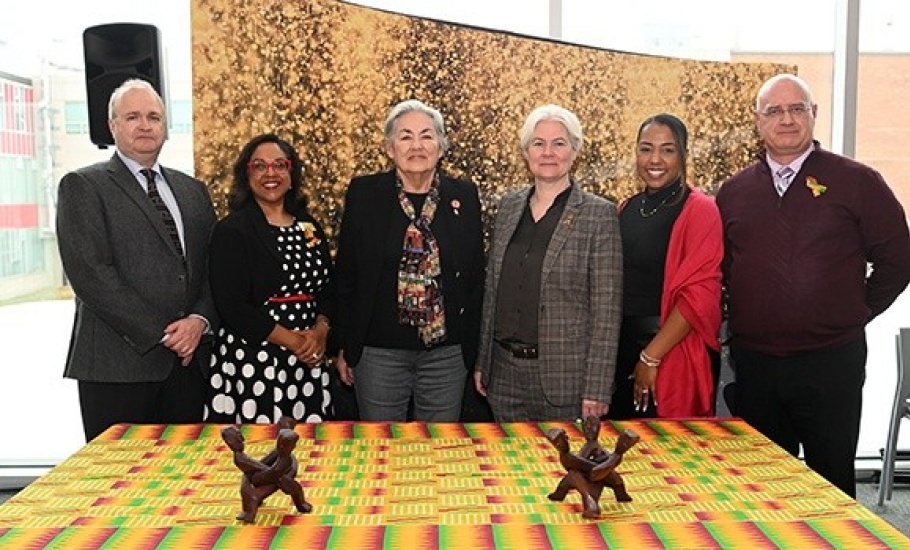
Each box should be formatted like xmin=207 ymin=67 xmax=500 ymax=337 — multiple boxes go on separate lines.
xmin=475 ymin=183 xmax=622 ymax=407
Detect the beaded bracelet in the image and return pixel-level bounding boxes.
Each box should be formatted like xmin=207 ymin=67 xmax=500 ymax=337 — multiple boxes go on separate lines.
xmin=639 ymin=350 xmax=661 ymax=368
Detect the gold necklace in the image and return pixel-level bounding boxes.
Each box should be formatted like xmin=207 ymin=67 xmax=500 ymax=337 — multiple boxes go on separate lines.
xmin=639 ymin=186 xmax=681 ymax=218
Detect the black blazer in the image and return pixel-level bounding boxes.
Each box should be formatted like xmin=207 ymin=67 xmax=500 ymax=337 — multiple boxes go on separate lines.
xmin=335 ymin=169 xmax=485 ymax=369
xmin=209 ymin=200 xmax=335 ymax=345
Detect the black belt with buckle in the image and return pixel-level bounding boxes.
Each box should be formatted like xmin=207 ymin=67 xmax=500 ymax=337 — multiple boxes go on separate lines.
xmin=496 ymin=340 xmax=539 ymax=359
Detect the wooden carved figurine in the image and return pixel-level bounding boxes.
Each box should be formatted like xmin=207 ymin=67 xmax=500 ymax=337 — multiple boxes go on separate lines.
xmin=221 ymin=418 xmax=312 ymax=523
xmin=547 ymin=416 xmax=640 ymax=519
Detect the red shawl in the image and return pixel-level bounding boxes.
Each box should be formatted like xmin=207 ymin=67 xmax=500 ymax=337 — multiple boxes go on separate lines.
xmin=656 ymin=189 xmax=723 ymax=417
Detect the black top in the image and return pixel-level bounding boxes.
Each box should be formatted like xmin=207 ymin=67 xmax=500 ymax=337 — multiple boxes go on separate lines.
xmin=494 ymin=186 xmax=571 ymax=345
xmin=619 ymin=179 xmax=688 ymax=316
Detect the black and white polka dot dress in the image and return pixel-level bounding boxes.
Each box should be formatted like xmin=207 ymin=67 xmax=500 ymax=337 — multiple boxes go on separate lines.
xmin=206 ymin=221 xmax=332 ymax=424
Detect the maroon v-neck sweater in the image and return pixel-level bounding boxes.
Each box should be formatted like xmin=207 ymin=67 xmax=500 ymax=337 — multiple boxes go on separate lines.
xmin=717 ymin=146 xmax=910 ymax=355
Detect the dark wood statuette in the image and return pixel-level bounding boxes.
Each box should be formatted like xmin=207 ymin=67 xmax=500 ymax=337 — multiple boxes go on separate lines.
xmin=547 ymin=415 xmax=640 ymax=519
xmin=221 ymin=417 xmax=312 ymax=523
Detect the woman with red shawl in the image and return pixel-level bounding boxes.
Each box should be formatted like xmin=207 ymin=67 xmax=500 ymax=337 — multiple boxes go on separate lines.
xmin=607 ymin=114 xmax=723 ymax=419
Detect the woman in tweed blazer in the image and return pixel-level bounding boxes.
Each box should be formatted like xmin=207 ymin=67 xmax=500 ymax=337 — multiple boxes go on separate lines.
xmin=474 ymin=104 xmax=623 ymax=422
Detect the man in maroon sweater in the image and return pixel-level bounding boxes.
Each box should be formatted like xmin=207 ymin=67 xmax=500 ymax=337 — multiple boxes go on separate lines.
xmin=716 ymin=73 xmax=910 ymax=498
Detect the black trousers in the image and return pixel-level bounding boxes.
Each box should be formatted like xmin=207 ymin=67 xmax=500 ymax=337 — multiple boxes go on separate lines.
xmin=78 ymin=356 xmax=207 ymax=442
xmin=731 ymin=335 xmax=867 ymax=498
xmin=460 ymin=371 xmax=493 ymax=422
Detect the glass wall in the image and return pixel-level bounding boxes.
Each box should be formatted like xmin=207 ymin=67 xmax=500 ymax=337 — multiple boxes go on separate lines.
xmin=0 ymin=2 xmax=196 ymax=472
xmin=0 ymin=0 xmax=907 ymax=474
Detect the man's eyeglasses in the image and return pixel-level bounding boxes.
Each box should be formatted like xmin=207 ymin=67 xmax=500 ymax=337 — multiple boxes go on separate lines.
xmin=247 ymin=159 xmax=292 ymax=174
xmin=759 ymin=104 xmax=811 ymax=119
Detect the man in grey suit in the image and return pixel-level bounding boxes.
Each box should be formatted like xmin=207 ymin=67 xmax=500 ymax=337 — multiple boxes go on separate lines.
xmin=56 ymin=79 xmax=217 ymax=441
xmin=474 ymin=104 xmax=622 ymax=421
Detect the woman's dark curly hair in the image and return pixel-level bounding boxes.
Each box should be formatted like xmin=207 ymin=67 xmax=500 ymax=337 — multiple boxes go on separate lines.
xmin=227 ymin=133 xmax=308 ymax=214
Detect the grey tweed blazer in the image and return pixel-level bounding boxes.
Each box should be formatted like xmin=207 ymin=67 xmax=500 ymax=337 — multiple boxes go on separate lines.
xmin=56 ymin=153 xmax=217 ymax=383
xmin=475 ymin=183 xmax=622 ymax=407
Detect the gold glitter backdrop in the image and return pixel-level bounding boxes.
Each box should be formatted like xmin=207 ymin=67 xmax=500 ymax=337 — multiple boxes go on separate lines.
xmin=191 ymin=0 xmax=793 ymax=243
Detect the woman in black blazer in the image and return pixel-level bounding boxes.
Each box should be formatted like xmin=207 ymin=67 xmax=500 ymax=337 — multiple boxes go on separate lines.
xmin=334 ymin=100 xmax=486 ymax=422
xmin=205 ymin=134 xmax=335 ymax=424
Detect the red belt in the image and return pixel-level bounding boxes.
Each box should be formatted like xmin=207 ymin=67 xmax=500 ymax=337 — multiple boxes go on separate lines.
xmin=267 ymin=293 xmax=315 ymax=303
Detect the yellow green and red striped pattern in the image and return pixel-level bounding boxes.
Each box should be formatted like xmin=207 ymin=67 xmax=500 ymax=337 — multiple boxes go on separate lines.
xmin=0 ymin=420 xmax=906 ymax=549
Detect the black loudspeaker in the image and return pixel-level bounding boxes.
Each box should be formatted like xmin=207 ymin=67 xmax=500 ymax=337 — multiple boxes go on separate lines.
xmin=83 ymin=23 xmax=166 ymax=147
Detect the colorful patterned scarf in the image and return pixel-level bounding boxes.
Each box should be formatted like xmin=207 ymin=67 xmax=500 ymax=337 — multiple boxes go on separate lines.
xmin=397 ymin=172 xmax=446 ymax=345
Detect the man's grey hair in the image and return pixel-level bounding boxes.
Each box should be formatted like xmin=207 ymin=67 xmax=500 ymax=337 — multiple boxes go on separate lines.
xmin=108 ymin=78 xmax=166 ymax=121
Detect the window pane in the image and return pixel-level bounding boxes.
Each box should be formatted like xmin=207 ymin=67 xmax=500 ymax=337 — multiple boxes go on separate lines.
xmin=0 ymin=0 xmax=906 ymax=476
xmin=63 ymin=101 xmax=88 ymax=134
xmin=346 ymin=0 xmax=550 ymax=36
xmin=857 ymin=0 xmax=910 ymax=214
xmin=168 ymin=99 xmax=192 ymax=134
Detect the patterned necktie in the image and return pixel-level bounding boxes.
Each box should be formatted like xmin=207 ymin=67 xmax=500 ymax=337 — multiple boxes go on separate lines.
xmin=141 ymin=169 xmax=184 ymax=256
xmin=775 ymin=166 xmax=795 ymax=196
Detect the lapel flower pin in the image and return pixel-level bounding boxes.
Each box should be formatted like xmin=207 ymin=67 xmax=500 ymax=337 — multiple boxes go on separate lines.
xmin=806 ymin=176 xmax=827 ymax=198
xmin=298 ymin=221 xmax=320 ymax=247
xmin=451 ymin=199 xmax=461 ymax=216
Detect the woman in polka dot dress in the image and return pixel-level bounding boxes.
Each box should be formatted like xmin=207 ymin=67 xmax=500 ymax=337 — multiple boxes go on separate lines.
xmin=205 ymin=134 xmax=335 ymax=424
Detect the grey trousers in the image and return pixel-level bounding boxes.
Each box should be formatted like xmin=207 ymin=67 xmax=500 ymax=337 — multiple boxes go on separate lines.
xmin=354 ymin=344 xmax=466 ymax=422
xmin=486 ymin=344 xmax=578 ymax=422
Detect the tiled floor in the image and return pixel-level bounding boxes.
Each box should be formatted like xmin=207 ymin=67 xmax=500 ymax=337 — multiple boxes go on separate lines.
xmin=858 ymin=480 xmax=910 ymax=536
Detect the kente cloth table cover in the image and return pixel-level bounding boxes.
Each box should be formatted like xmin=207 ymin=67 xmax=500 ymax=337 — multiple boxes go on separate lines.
xmin=0 ymin=420 xmax=906 ymax=549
